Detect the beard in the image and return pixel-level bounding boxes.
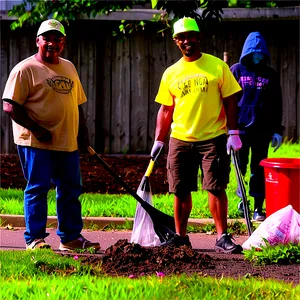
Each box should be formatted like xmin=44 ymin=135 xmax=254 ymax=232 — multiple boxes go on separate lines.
xmin=181 ymin=41 xmax=198 ymax=57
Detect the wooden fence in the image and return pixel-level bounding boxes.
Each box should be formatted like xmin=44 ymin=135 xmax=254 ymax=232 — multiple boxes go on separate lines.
xmin=1 ymin=18 xmax=299 ymax=154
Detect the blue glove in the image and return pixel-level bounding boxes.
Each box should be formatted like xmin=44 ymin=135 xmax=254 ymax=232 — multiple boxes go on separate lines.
xmin=271 ymin=133 xmax=283 ymax=152
xmin=150 ymin=141 xmax=164 ymax=161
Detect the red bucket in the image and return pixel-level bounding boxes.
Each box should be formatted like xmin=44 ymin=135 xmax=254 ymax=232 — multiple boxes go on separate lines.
xmin=260 ymin=158 xmax=300 ymax=217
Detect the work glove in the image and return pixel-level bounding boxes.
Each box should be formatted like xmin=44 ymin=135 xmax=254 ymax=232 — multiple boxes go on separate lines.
xmin=150 ymin=141 xmax=164 ymax=161
xmin=226 ymin=130 xmax=242 ymax=155
xmin=271 ymin=133 xmax=283 ymax=152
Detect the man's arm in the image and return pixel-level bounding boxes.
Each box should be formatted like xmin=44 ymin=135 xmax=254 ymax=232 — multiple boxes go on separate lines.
xmin=149 ymin=103 xmax=174 ymax=160
xmin=223 ymin=94 xmax=239 ymax=131
xmin=77 ymin=104 xmax=90 ymax=152
xmin=154 ymin=104 xmax=174 ymax=142
xmin=2 ymin=99 xmax=51 ymax=142
xmin=223 ymin=94 xmax=242 ymax=153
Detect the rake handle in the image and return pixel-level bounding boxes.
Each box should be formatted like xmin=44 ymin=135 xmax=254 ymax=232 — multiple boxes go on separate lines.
xmin=88 ymin=146 xmax=145 ymax=205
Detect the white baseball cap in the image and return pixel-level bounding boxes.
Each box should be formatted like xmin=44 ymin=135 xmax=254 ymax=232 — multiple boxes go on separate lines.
xmin=37 ymin=19 xmax=66 ymax=37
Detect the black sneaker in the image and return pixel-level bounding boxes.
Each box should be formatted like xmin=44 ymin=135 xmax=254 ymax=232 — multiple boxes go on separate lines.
xmin=161 ymin=234 xmax=191 ymax=247
xmin=236 ymin=188 xmax=243 ymax=199
xmin=59 ymin=235 xmax=100 ymax=252
xmin=252 ymin=210 xmax=266 ymax=222
xmin=215 ymin=233 xmax=243 ymax=254
xmin=237 ymin=200 xmax=251 ymax=218
xmin=237 ymin=200 xmax=245 ymax=217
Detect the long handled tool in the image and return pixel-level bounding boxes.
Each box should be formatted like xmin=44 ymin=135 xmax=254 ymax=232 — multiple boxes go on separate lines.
xmin=131 ymin=147 xmax=164 ymax=246
xmin=87 ymin=146 xmax=176 ymax=243
xmin=131 ymin=159 xmax=160 ymax=246
xmin=231 ymin=148 xmax=253 ymax=236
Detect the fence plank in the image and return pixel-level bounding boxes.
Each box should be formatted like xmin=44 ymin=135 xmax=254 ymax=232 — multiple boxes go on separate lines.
xmin=111 ymin=38 xmax=131 ymax=153
xmin=1 ymin=22 xmax=9 ymax=154
xmin=281 ymin=35 xmax=297 ymax=141
xmin=148 ymin=31 xmax=168 ymax=151
xmin=130 ymin=32 xmax=149 ymax=153
xmin=95 ymin=30 xmax=113 ymax=153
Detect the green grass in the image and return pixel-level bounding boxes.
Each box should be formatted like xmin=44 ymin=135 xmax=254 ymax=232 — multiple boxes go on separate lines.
xmin=244 ymin=241 xmax=300 ymax=265
xmin=0 ymin=250 xmax=299 ymax=300
xmin=1 ymin=142 xmax=299 ymax=220
xmin=0 ymin=143 xmax=299 ymax=299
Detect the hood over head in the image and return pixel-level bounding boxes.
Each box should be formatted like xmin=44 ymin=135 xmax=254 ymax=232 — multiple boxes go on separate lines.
xmin=240 ymin=32 xmax=270 ymax=66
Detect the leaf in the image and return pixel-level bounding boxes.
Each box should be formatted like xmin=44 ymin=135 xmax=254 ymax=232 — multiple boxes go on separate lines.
xmin=6 ymin=224 xmax=14 ymax=230
xmin=151 ymin=0 xmax=159 ymax=9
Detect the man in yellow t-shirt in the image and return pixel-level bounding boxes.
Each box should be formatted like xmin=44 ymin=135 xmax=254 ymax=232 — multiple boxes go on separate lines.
xmin=2 ymin=19 xmax=100 ymax=252
xmin=150 ymin=17 xmax=243 ymax=254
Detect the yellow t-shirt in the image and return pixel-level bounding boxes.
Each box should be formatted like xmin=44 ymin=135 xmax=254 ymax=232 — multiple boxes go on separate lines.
xmin=155 ymin=53 xmax=242 ymax=142
xmin=2 ymin=55 xmax=87 ymax=151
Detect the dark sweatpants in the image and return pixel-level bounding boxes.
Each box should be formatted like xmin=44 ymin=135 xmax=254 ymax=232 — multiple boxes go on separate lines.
xmin=238 ymin=132 xmax=271 ymax=199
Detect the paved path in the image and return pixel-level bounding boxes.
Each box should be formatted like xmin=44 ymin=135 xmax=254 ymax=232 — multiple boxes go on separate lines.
xmin=0 ymin=215 xmax=250 ymax=252
xmin=0 ymin=227 xmax=249 ymax=252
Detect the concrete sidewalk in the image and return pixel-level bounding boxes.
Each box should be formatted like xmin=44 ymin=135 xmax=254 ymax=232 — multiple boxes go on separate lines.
xmin=0 ymin=214 xmax=247 ymax=229
xmin=0 ymin=227 xmax=248 ymax=252
xmin=0 ymin=215 xmax=249 ymax=252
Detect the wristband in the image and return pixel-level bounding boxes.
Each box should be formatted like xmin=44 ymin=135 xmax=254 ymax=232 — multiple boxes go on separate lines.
xmin=228 ymin=130 xmax=240 ymax=135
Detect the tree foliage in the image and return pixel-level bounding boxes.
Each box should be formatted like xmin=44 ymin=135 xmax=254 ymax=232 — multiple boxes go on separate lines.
xmin=7 ymin=0 xmax=298 ymax=37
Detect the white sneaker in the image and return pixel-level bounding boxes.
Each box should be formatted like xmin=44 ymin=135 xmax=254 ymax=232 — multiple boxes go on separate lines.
xmin=26 ymin=238 xmax=51 ymax=250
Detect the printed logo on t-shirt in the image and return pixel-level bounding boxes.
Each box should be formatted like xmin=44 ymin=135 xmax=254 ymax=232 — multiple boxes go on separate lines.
xmin=46 ymin=76 xmax=74 ymax=94
xmin=178 ymin=74 xmax=208 ymax=97
xmin=239 ymin=76 xmax=269 ymax=90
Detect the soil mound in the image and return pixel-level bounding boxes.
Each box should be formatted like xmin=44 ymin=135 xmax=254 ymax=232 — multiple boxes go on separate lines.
xmin=101 ymin=239 xmax=212 ymax=277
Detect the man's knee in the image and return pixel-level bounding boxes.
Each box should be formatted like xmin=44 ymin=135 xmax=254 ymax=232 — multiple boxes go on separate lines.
xmin=174 ymin=191 xmax=191 ymax=200
xmin=207 ymin=189 xmax=225 ymax=197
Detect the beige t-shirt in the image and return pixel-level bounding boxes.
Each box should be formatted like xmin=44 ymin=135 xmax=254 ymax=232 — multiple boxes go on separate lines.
xmin=155 ymin=53 xmax=242 ymax=142
xmin=2 ymin=55 xmax=87 ymax=151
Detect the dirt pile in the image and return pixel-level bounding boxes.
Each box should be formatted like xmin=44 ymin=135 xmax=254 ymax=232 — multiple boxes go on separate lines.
xmin=63 ymin=239 xmax=300 ymax=284
xmin=1 ymin=154 xmax=168 ymax=194
xmin=101 ymin=239 xmax=212 ymax=277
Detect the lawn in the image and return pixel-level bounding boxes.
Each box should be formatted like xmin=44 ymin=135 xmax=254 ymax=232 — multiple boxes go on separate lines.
xmin=0 ymin=142 xmax=299 ymax=299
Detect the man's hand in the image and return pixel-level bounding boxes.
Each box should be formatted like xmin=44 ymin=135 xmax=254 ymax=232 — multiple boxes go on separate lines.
xmin=150 ymin=141 xmax=164 ymax=161
xmin=32 ymin=127 xmax=52 ymax=142
xmin=227 ymin=130 xmax=242 ymax=154
xmin=271 ymin=133 xmax=283 ymax=152
xmin=3 ymin=100 xmax=52 ymax=142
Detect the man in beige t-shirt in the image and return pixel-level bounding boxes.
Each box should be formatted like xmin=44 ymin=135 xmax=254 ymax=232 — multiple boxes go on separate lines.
xmin=2 ymin=19 xmax=100 ymax=252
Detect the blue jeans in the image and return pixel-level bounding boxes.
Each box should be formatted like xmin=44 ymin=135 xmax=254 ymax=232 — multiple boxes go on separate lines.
xmin=18 ymin=146 xmax=83 ymax=244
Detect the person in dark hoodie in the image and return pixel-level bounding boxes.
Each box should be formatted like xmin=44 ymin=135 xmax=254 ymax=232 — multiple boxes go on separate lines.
xmin=230 ymin=32 xmax=284 ymax=222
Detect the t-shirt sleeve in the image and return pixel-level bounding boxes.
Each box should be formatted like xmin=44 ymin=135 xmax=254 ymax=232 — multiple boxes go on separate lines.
xmin=220 ymin=63 xmax=242 ymax=98
xmin=154 ymin=70 xmax=174 ymax=106
xmin=2 ymin=66 xmax=29 ymax=105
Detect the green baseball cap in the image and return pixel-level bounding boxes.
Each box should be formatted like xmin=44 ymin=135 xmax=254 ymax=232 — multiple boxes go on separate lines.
xmin=173 ymin=17 xmax=200 ymax=38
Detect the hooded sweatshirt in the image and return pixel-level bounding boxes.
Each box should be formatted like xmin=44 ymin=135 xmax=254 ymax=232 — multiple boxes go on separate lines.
xmin=230 ymin=32 xmax=283 ymax=135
